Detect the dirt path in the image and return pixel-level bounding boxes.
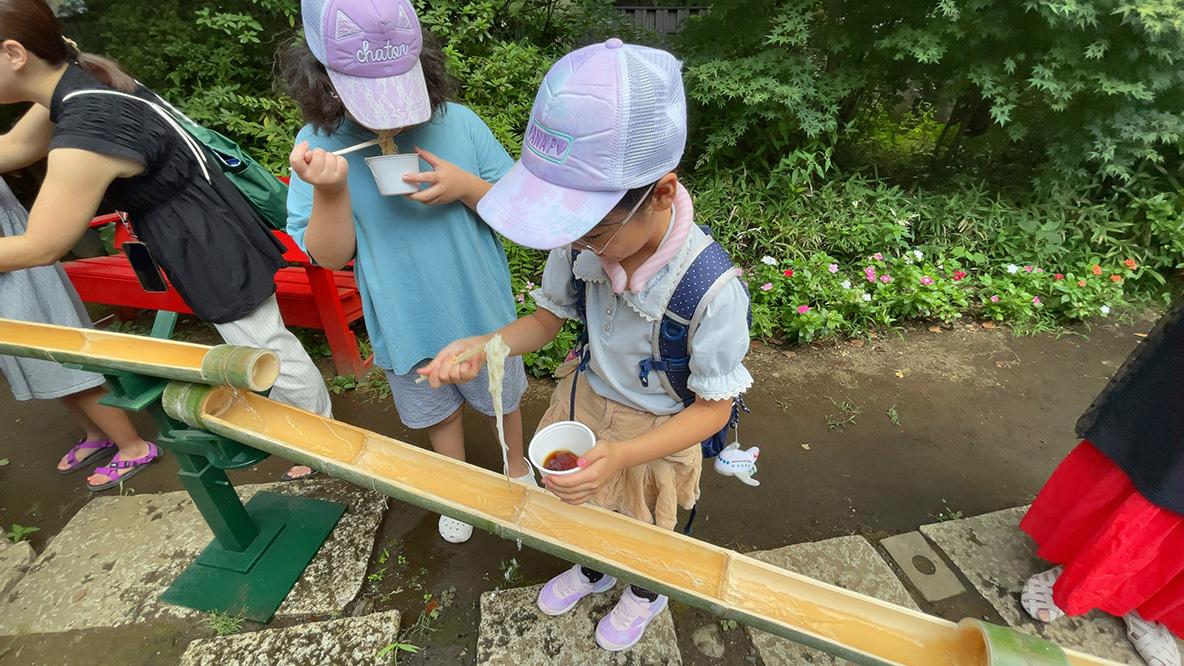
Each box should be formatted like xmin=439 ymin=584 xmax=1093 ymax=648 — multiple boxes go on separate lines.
xmin=0 ymin=314 xmax=1157 ymax=664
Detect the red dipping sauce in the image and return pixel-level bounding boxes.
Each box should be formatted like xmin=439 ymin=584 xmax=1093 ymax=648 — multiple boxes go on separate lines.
xmin=543 ymin=449 xmax=580 ymax=472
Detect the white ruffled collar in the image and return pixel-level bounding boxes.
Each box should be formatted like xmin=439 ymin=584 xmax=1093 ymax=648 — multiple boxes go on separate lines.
xmin=572 ymin=224 xmax=712 ymax=322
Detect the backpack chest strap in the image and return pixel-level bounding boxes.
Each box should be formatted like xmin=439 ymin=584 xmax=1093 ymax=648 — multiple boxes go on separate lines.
xmin=646 ymin=241 xmax=741 ymax=404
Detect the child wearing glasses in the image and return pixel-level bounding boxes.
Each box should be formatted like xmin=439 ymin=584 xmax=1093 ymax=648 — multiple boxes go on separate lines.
xmin=420 ymin=39 xmax=752 ymax=651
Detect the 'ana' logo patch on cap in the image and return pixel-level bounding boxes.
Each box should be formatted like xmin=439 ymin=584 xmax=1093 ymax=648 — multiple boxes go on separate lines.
xmin=525 ymin=120 xmax=573 ymax=164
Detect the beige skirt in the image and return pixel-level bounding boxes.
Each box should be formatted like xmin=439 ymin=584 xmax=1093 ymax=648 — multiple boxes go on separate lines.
xmin=536 ymin=366 xmax=702 ymax=531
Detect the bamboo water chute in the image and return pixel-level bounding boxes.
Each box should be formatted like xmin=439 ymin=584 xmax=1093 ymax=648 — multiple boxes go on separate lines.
xmin=0 ymin=318 xmax=1119 ymax=665
xmin=164 ymin=382 xmax=1120 ymax=666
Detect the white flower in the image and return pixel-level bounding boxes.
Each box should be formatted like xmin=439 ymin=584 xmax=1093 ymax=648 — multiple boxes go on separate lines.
xmin=841 ymin=279 xmax=852 ymax=289
xmin=861 ymin=293 xmax=872 ymax=302
xmin=1101 ymin=305 xmax=1111 ymax=315
xmin=904 ymin=255 xmax=914 ymax=265
xmin=914 ymin=250 xmax=923 ymax=261
xmin=1007 ymin=264 xmax=1019 ymax=274
xmin=760 ymin=256 xmax=777 ymax=266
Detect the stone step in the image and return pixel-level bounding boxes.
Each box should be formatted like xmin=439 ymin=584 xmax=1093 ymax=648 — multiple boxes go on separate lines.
xmin=179 ymin=610 xmax=401 ymax=666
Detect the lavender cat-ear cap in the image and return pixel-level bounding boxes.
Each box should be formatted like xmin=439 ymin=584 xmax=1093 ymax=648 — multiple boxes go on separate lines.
xmin=302 ymin=0 xmax=431 ymax=129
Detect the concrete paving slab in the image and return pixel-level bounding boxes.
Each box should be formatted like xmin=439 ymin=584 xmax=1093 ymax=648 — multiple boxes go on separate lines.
xmin=880 ymin=531 xmax=966 ymax=602
xmin=0 ymin=479 xmax=386 ymax=636
xmin=476 ymin=583 xmax=682 ymax=665
xmin=0 ymin=539 xmax=34 ymax=596
xmin=745 ymin=535 xmax=920 ymax=665
xmin=179 ymin=610 xmax=401 ymax=666
xmin=921 ymin=506 xmax=1183 ymax=665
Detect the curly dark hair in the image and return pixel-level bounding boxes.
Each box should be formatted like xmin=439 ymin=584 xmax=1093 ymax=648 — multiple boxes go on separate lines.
xmin=277 ymin=31 xmax=456 ymax=134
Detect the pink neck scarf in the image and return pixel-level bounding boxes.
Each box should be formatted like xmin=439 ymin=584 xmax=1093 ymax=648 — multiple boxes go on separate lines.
xmin=600 ymin=183 xmax=693 ymax=294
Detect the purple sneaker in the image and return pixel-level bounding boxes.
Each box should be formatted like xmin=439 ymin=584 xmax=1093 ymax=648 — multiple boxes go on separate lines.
xmin=595 ymin=587 xmax=668 ymax=652
xmin=537 ymin=565 xmax=615 ymax=616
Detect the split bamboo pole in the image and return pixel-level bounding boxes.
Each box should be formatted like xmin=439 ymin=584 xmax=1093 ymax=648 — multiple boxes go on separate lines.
xmin=163 ymin=382 xmax=1120 ymax=666
xmin=0 ymin=318 xmax=278 ymax=391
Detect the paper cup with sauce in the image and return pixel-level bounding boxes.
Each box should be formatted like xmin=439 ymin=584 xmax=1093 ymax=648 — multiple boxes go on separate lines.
xmin=528 ymin=420 xmax=595 ymax=477
xmin=364 ymin=154 xmax=421 ymax=196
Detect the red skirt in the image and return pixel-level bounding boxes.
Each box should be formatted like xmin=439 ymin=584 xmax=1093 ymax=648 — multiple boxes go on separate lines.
xmin=1021 ymin=441 xmax=1184 ymax=638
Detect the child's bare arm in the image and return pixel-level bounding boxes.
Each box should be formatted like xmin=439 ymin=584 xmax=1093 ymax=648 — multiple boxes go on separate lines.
xmin=418 ymin=308 xmax=566 ymax=387
xmin=289 ymin=142 xmax=357 ymax=270
xmin=544 ymin=398 xmax=733 ymax=505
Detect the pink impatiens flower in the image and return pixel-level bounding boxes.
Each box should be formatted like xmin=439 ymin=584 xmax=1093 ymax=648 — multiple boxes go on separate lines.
xmin=828 ymin=263 xmax=839 ymax=273
xmin=919 ymin=276 xmax=934 ymax=286
xmin=760 ymin=283 xmax=773 ymax=291
xmin=797 ymin=305 xmax=811 ymax=314
xmin=1032 ymin=296 xmax=1042 ymax=305
xmin=879 ymin=274 xmax=893 ymax=283
xmin=864 ymin=267 xmax=877 ymax=283
xmin=990 ymin=295 xmax=1000 ymax=303
xmin=873 ymin=252 xmax=884 ymax=261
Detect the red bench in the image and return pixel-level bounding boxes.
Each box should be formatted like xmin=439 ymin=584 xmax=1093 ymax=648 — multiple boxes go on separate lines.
xmin=64 ymin=212 xmax=372 ymax=377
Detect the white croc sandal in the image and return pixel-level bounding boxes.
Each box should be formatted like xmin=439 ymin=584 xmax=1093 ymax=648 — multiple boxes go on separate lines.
xmin=1021 ymin=566 xmax=1067 ymax=623
xmin=438 ymin=515 xmax=474 ymax=544
xmin=1125 ymin=611 xmax=1182 ymax=666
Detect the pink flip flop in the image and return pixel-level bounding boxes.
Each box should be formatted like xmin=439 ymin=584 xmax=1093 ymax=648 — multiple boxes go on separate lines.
xmin=58 ymin=439 xmax=116 ymax=475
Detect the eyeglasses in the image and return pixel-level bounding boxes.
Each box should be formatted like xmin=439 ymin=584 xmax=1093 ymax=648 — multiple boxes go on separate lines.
xmin=572 ymin=184 xmax=656 ymax=256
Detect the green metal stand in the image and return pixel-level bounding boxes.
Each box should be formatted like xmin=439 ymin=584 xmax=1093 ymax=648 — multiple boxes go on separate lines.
xmin=75 ymin=311 xmax=345 ymax=623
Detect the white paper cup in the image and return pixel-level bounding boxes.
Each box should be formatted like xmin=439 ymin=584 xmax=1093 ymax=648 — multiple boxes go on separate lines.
xmin=364 ymin=154 xmax=421 ymax=196
xmin=528 ymin=420 xmax=595 ymax=477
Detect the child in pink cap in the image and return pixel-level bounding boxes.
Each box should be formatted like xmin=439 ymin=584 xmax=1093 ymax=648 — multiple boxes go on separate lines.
xmin=421 ymin=39 xmax=753 ymax=651
xmin=280 ymin=0 xmax=534 ymax=544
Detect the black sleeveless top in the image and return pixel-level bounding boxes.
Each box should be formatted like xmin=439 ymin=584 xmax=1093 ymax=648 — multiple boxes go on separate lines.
xmin=1077 ymin=299 xmax=1184 ymax=514
xmin=48 ymin=65 xmax=285 ymax=324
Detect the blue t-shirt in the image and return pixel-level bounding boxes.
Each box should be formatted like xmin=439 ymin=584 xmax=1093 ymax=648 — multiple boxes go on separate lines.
xmin=287 ymin=103 xmax=517 ymax=374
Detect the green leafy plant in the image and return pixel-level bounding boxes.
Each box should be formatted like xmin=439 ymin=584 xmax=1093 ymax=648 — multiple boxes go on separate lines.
xmin=204 ymin=611 xmax=243 ymax=636
xmin=5 ymin=524 xmax=38 ymax=543
xmin=825 ymin=397 xmax=861 ymax=431
xmin=377 ymin=642 xmax=420 ymax=665
xmin=679 ymin=0 xmax=1184 ymax=189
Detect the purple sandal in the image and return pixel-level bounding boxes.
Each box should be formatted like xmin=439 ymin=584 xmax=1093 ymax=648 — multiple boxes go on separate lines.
xmin=58 ymin=439 xmax=117 ymax=475
xmin=87 ymin=443 xmax=161 ymax=492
